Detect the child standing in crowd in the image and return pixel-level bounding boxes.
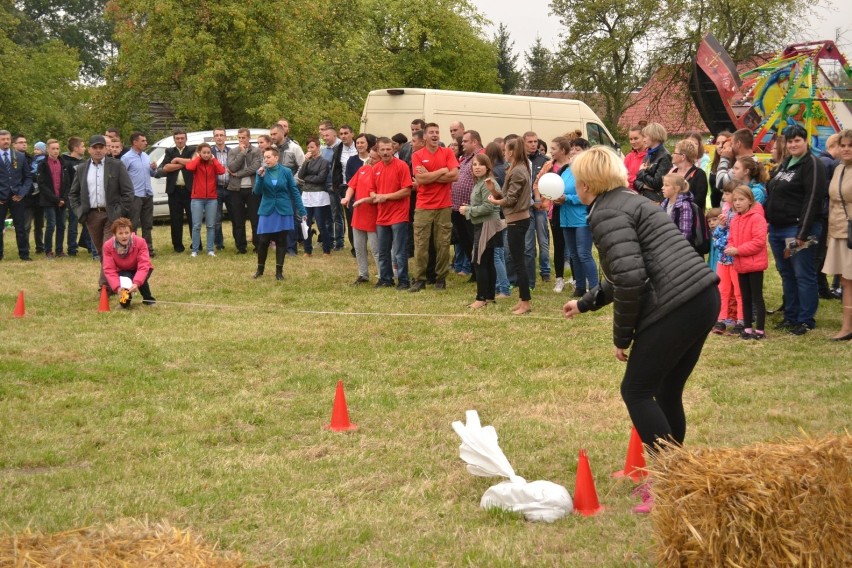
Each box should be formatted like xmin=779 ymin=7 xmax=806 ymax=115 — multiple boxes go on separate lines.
xmin=706 ymin=207 xmax=722 ymax=272
xmin=711 ymin=184 xmax=744 ymax=335
xmin=661 ymin=173 xmax=694 ymax=243
xmin=730 ymin=156 xmax=767 ymax=205
xmin=460 ymin=154 xmax=502 ymax=309
xmin=185 ymin=142 xmax=226 ymax=257
xmin=725 ymin=185 xmax=768 ymax=340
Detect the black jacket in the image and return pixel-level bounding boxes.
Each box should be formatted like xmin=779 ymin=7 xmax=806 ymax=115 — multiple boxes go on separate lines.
xmin=633 ymin=145 xmax=672 ymax=202
xmin=37 ymin=158 xmax=71 ymax=207
xmin=765 ymin=151 xmax=826 ymax=240
xmin=330 ymin=142 xmax=352 ymax=197
xmin=297 ymin=157 xmax=330 ymax=193
xmin=577 ymin=188 xmax=719 ymax=348
xmin=160 ymin=145 xmax=196 ymax=194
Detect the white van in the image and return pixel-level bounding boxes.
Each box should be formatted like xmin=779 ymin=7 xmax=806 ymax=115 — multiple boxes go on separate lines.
xmin=359 ymin=88 xmax=619 ymax=150
xmin=146 ymin=128 xmax=269 ymax=219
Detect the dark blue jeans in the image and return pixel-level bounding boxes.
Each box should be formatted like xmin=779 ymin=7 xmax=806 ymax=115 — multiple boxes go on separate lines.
xmin=304 ymin=205 xmax=332 ymax=254
xmin=768 ymin=222 xmax=821 ymax=328
xmin=377 ymin=222 xmax=409 ymax=285
xmin=43 ymin=206 xmax=67 ymax=254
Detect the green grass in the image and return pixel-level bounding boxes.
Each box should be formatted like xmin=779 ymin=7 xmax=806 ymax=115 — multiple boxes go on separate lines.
xmin=1 ymin=223 xmax=849 ymax=566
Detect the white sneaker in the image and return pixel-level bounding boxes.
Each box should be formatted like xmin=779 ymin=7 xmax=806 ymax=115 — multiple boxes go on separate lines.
xmin=208 ymin=251 xmax=216 ymax=257
xmin=553 ymin=277 xmax=565 ymax=293
xmin=191 ymin=251 xmax=198 ymax=258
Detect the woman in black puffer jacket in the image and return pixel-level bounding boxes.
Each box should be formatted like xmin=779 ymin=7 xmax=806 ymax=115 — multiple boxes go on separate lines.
xmin=633 ymin=122 xmax=672 ymax=202
xmin=563 ymin=147 xmax=720 ymax=509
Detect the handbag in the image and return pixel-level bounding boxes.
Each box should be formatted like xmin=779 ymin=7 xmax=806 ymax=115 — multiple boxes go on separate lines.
xmin=838 ymin=166 xmax=852 ymax=249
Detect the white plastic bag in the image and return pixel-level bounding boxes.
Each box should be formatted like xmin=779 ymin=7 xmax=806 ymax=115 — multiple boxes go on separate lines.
xmin=300 ymin=218 xmax=309 ymax=240
xmin=452 ymin=410 xmax=573 ymax=522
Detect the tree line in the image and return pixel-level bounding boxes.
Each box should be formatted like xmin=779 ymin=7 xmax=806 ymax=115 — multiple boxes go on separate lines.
xmin=1 ymin=0 xmax=811 ymax=145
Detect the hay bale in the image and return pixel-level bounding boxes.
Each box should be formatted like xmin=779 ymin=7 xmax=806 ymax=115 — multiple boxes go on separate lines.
xmin=649 ymin=435 xmax=852 ymax=567
xmin=0 ymin=518 xmax=252 ymax=567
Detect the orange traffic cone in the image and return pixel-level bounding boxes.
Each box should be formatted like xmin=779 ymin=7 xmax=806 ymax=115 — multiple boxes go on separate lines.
xmin=325 ymin=380 xmax=358 ymax=431
xmin=98 ymin=285 xmax=111 ymax=312
xmin=612 ymin=426 xmax=647 ymax=482
xmin=573 ymin=449 xmax=603 ymax=516
xmin=13 ymin=290 xmax=25 ymax=318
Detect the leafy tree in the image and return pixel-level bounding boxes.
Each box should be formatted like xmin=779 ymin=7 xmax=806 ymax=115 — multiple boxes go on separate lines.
xmin=494 ymin=23 xmax=520 ymax=94
xmin=103 ymin=0 xmax=500 ymax=141
xmin=0 ymin=4 xmax=87 ymax=141
xmin=15 ymin=0 xmax=115 ymax=79
xmin=523 ymin=37 xmax=563 ymax=92
xmin=549 ymin=0 xmax=817 ymax=137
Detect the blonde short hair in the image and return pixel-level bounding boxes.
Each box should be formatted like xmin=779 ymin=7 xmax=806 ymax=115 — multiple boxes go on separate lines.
xmin=675 ymin=139 xmax=698 ymax=163
xmin=642 ymin=122 xmax=668 ymax=145
xmin=570 ymin=146 xmax=629 ymax=196
xmin=663 ymin=173 xmax=689 ymax=193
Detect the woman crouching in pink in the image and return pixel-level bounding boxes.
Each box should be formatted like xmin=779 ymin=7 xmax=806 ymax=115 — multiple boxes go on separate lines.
xmin=102 ymin=217 xmax=156 ymax=308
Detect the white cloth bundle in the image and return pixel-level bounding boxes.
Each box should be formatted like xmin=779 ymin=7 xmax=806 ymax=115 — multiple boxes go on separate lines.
xmin=452 ymin=410 xmax=572 ymax=522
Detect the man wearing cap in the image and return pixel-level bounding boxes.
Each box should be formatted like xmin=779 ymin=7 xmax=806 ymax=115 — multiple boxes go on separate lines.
xmin=69 ymin=135 xmax=134 ymax=287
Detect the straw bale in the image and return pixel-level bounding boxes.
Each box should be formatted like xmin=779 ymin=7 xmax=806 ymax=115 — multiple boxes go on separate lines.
xmin=0 ymin=518 xmax=251 ymax=567
xmin=648 ymin=435 xmax=852 ymax=567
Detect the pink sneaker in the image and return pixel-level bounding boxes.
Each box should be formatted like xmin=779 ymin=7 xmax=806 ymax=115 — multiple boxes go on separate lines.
xmin=631 ymin=481 xmax=653 ymax=514
xmin=632 ymin=495 xmax=653 ymax=514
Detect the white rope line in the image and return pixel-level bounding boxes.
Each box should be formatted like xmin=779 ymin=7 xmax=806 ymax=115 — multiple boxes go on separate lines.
xmin=142 ymin=301 xmax=565 ymax=320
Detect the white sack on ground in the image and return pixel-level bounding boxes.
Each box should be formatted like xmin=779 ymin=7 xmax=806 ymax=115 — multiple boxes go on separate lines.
xmin=452 ymin=410 xmax=573 ymax=522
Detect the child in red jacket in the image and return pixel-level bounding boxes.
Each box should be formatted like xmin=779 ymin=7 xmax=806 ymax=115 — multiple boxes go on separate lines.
xmin=725 ymin=185 xmax=768 ymax=339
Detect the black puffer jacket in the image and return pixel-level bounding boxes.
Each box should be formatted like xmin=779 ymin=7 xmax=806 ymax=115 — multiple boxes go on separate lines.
xmin=633 ymin=144 xmax=672 ymax=202
xmin=577 ymin=188 xmax=719 ymax=348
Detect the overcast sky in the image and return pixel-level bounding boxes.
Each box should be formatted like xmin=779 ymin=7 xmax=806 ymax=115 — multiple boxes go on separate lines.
xmin=469 ymin=0 xmax=852 ymax=66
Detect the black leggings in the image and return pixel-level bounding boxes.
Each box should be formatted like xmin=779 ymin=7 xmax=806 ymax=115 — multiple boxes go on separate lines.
xmin=737 ymin=271 xmax=765 ymax=331
xmin=550 ymin=204 xmax=565 ymax=279
xmin=620 ymin=285 xmax=720 ymax=448
xmin=257 ymin=231 xmax=286 ymax=268
xmin=507 ymin=218 xmax=531 ymax=301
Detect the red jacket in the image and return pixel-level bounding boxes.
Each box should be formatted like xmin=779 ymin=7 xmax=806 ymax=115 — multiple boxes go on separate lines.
xmin=729 ymin=202 xmax=768 ymax=274
xmin=624 ymin=148 xmax=647 ymax=190
xmin=185 ymin=156 xmax=226 ymax=199
xmin=103 ymin=234 xmax=153 ymax=292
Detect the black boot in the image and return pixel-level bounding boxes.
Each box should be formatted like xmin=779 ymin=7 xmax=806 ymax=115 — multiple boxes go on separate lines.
xmin=275 ymin=264 xmax=284 ymax=281
xmin=253 ymin=264 xmax=264 ymax=279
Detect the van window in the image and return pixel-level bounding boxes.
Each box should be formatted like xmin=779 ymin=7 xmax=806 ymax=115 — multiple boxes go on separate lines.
xmin=146 ymin=146 xmax=166 ymax=165
xmin=586 ymin=123 xmax=610 ymax=146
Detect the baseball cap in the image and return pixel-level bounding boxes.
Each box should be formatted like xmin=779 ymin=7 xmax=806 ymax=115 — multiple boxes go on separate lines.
xmin=89 ymin=135 xmax=107 ymax=147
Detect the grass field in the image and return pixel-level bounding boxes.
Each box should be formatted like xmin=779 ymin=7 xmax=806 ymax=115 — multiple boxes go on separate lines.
xmin=1 ymin=223 xmax=849 ymax=567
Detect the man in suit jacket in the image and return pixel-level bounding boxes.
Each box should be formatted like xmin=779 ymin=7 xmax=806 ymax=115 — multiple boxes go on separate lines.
xmin=69 ymin=135 xmax=134 ymax=287
xmin=0 ymin=129 xmax=34 ymax=261
xmin=158 ymin=129 xmax=195 ymax=252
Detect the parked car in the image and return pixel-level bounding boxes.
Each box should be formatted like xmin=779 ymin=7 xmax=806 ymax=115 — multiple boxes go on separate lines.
xmin=147 ymin=128 xmax=269 ymax=219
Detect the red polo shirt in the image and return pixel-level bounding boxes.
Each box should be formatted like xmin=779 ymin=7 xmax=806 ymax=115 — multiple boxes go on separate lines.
xmin=349 ymin=163 xmax=378 ymax=232
xmin=412 ymin=145 xmax=459 ymax=209
xmin=373 ymin=157 xmax=412 ymax=226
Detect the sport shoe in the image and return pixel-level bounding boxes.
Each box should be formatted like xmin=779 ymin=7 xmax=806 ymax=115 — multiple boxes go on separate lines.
xmin=788 ymin=323 xmax=809 ymax=336
xmin=727 ymin=323 xmax=744 ymax=336
xmin=774 ymin=320 xmax=796 ymax=331
xmin=374 ymin=280 xmax=394 ymax=288
xmin=553 ymin=277 xmax=565 ymax=293
xmin=711 ymin=321 xmax=726 ymax=334
xmin=191 ymin=251 xmax=198 ymax=258
xmin=740 ymin=331 xmax=756 ymax=340
xmin=208 ymin=251 xmax=216 ymax=257
xmin=632 ymin=495 xmax=654 ymax=514
xmin=409 ymin=280 xmax=426 ymax=293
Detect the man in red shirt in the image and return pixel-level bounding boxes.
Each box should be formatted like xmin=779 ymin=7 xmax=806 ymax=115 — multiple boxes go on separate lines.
xmin=410 ymin=123 xmax=459 ymax=291
xmin=372 ymin=138 xmax=413 ymax=289
xmin=624 ymin=125 xmax=647 ymax=190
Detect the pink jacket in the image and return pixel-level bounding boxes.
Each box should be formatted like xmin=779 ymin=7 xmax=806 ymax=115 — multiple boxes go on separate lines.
xmin=729 ymin=202 xmax=768 ymax=274
xmin=102 ymin=234 xmax=153 ymax=292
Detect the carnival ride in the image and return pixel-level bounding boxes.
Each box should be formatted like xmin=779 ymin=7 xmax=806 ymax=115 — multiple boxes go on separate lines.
xmin=691 ymin=33 xmax=852 ymax=153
